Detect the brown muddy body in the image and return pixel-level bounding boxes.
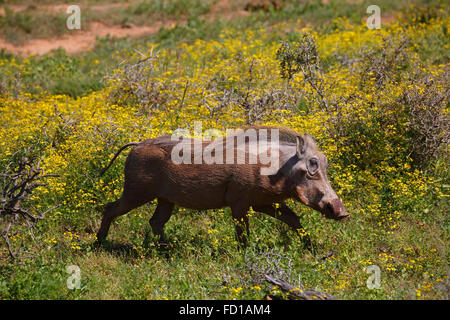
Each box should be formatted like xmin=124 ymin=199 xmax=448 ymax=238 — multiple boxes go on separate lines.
xmin=97 ymin=127 xmax=348 ymax=248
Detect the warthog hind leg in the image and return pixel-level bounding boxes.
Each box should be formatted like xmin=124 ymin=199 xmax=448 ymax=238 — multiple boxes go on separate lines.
xmin=97 ymin=191 xmax=153 ymax=242
xmin=149 ymin=198 xmax=175 ymax=242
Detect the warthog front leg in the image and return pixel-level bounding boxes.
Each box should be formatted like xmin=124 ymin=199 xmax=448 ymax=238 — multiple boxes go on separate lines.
xmin=253 ymin=203 xmax=312 ymax=250
xmin=230 ymin=203 xmax=250 ymax=248
xmin=149 ymin=198 xmax=174 ymax=243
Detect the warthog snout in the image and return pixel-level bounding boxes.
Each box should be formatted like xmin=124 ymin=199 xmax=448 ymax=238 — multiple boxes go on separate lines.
xmin=324 ymin=198 xmax=349 ymax=220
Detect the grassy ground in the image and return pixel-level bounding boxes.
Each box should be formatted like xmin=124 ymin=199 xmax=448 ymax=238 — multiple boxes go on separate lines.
xmin=0 ymin=0 xmax=448 ymax=300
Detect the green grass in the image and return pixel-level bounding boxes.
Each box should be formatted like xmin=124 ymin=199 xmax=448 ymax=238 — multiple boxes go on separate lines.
xmin=0 ymin=6 xmax=69 ymax=45
xmin=1 ymin=193 xmax=447 ymax=299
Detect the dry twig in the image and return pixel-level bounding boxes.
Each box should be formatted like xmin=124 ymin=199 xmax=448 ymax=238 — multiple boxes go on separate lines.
xmin=0 ymin=157 xmax=59 ymax=260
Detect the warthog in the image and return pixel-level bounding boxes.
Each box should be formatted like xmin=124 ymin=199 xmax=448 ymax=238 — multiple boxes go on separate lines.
xmin=97 ymin=126 xmax=348 ymax=248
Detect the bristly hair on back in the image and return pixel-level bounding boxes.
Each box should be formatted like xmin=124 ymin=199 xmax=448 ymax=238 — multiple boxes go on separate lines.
xmin=239 ymin=125 xmax=300 ymax=144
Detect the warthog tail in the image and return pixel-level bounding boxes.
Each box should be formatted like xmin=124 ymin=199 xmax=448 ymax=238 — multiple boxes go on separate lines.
xmin=100 ymin=142 xmax=140 ymax=176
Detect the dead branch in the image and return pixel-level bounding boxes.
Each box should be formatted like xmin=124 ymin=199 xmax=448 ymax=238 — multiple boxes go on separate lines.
xmin=264 ymin=274 xmax=337 ymax=300
xmin=241 ymin=248 xmax=337 ymax=300
xmin=0 ymin=157 xmax=59 ymax=260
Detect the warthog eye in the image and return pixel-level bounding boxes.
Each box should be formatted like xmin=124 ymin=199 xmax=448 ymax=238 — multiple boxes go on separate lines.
xmin=307 ymin=157 xmax=319 ymax=175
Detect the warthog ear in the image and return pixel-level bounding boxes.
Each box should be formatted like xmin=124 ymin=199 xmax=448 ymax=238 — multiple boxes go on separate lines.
xmin=296 ymin=135 xmax=307 ymax=159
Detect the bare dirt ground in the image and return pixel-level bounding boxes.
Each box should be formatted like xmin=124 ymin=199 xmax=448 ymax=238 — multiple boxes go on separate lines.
xmin=0 ymin=0 xmax=249 ymax=56
xmin=207 ymin=0 xmax=250 ymax=22
xmin=0 ymin=0 xmax=394 ymax=56
xmin=0 ymin=2 xmax=130 ymax=16
xmin=0 ymin=21 xmax=174 ymax=55
xmin=0 ymin=1 xmax=173 ymax=55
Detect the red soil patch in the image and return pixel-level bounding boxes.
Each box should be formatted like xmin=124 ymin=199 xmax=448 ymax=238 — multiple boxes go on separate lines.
xmin=207 ymin=0 xmax=250 ymax=22
xmin=0 ymin=0 xmax=252 ymax=56
xmin=0 ymin=2 xmax=151 ymax=55
xmin=0 ymin=2 xmax=130 ymax=16
xmin=0 ymin=0 xmax=394 ymax=56
xmin=0 ymin=21 xmax=175 ymax=56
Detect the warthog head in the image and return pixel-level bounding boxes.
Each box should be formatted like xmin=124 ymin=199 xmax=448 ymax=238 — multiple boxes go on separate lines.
xmin=287 ymin=134 xmax=349 ymax=220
